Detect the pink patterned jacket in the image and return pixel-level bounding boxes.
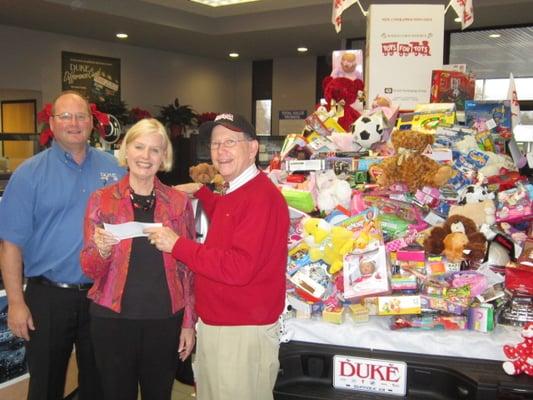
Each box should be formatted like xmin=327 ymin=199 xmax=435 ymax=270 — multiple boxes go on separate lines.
xmin=80 ymin=174 xmax=196 ymax=328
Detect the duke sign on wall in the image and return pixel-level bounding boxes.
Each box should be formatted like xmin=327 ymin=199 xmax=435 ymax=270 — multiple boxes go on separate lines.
xmin=365 ymin=4 xmax=444 ymax=111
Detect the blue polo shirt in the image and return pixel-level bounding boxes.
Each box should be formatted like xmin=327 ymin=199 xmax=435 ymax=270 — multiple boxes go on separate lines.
xmin=0 ymin=141 xmax=125 ymax=284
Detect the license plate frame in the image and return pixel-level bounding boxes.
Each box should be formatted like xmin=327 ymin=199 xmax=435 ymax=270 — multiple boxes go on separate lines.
xmin=333 ymin=354 xmax=407 ymax=396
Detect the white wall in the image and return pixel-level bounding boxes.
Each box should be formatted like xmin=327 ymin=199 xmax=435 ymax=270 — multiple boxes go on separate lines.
xmin=0 ymin=24 xmax=252 ymax=119
xmin=0 ymin=24 xmax=320 ymax=137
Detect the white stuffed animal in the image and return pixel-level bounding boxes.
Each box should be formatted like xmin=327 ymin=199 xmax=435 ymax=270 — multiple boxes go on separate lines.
xmin=449 ymin=184 xmax=496 ymax=229
xmin=314 ymin=170 xmax=352 ymax=214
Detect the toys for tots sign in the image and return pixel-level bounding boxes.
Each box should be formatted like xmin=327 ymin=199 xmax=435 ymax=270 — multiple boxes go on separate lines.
xmin=366 ymin=4 xmax=444 ymax=111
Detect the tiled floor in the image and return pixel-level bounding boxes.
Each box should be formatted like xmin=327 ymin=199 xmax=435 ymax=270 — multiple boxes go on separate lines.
xmin=171 ymin=380 xmax=196 ymax=400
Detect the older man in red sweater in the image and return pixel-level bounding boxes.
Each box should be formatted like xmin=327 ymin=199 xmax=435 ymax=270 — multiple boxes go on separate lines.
xmin=146 ymin=113 xmax=289 ymax=400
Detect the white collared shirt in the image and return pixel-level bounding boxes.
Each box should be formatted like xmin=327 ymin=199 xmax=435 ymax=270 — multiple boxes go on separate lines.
xmin=225 ymin=164 xmax=259 ymax=194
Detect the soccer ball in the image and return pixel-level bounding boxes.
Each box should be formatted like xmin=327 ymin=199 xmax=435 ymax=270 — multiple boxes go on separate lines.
xmin=352 ymin=114 xmax=384 ymax=149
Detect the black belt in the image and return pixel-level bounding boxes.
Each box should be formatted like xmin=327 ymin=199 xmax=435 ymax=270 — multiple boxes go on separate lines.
xmin=28 ymin=276 xmax=92 ymax=291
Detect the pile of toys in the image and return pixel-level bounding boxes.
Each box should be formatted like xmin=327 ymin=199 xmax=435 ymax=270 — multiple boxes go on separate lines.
xmin=269 ymin=72 xmax=533 ymax=347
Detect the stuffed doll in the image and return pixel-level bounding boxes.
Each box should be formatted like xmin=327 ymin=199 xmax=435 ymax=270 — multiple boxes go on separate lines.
xmin=503 ymin=322 xmax=533 ymax=376
xmin=374 ymin=130 xmax=454 ymax=192
xmin=424 ymin=215 xmax=487 ymax=263
xmin=321 ymin=76 xmax=364 ymax=132
xmin=370 ymin=95 xmax=399 ymax=142
xmin=189 ymin=162 xmax=224 ymax=191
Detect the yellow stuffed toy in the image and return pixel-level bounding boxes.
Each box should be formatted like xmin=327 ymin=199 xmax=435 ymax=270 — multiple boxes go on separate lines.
xmin=303 ymin=218 xmax=355 ymax=274
xmin=374 ymin=130 xmax=454 ymax=192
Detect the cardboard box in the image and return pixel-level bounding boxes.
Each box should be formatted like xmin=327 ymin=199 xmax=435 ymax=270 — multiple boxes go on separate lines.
xmin=430 ymin=70 xmax=475 ymax=111
xmin=464 ymin=100 xmax=512 ymax=139
xmin=378 ymin=295 xmax=421 ymax=316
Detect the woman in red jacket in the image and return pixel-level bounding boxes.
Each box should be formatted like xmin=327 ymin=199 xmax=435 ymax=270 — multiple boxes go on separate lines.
xmin=80 ymin=118 xmax=196 ymax=400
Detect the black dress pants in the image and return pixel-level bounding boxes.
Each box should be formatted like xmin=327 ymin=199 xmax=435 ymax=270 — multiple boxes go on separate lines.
xmin=90 ymin=314 xmax=181 ymax=400
xmin=24 ymin=280 xmax=102 ymax=400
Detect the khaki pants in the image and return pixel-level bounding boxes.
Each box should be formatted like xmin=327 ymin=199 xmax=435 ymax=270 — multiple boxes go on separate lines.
xmin=194 ymin=320 xmax=280 ymax=400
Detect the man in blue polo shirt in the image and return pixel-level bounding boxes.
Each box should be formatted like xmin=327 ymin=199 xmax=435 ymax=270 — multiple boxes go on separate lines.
xmin=0 ymin=91 xmax=124 ymax=400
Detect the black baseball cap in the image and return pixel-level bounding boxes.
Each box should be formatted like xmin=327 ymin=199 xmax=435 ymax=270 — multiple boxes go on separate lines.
xmin=199 ymin=113 xmax=257 ymax=141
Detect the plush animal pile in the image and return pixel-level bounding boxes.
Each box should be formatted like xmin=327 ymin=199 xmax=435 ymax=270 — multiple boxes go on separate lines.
xmin=374 ymin=130 xmax=454 ymax=192
xmin=423 ymin=215 xmax=487 ymax=263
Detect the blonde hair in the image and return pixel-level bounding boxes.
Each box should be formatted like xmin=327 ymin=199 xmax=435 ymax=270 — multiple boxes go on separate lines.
xmin=117 ymin=118 xmax=173 ymax=172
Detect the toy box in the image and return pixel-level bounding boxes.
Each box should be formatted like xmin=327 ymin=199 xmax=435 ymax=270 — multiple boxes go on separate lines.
xmin=322 ymin=306 xmax=345 ymax=324
xmin=396 ymin=110 xmax=456 ymax=133
xmin=348 ymin=304 xmax=370 ymax=323
xmin=464 ymin=100 xmax=512 ymax=140
xmin=467 ymin=303 xmax=495 ymax=332
xmin=325 ymin=157 xmax=357 ymax=175
xmin=430 ymin=70 xmax=475 ymax=111
xmin=420 ymin=294 xmax=467 ymax=315
xmin=391 ymin=313 xmax=467 ymax=330
xmin=377 ymin=295 xmax=421 ymax=316
xmin=343 ymin=245 xmax=390 ymax=299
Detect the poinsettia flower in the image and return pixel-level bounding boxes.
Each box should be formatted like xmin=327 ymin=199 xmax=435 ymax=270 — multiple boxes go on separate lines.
xmin=90 ymin=103 xmax=110 ymax=138
xmin=37 ymin=103 xmax=53 ymax=123
xmin=130 ymin=107 xmax=152 ymax=122
xmin=198 ymin=112 xmax=218 ymax=124
xmin=39 ymin=127 xmax=54 ymax=146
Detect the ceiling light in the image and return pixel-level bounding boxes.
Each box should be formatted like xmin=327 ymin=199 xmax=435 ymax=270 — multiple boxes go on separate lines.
xmin=489 ymin=33 xmax=501 ymax=38
xmin=454 ymin=17 xmax=461 ymax=23
xmin=229 ymin=52 xmax=239 ymax=58
xmin=116 ymin=33 xmax=128 ymax=39
xmin=190 ymin=0 xmax=260 ymax=7
xmin=297 ymin=47 xmax=308 ymax=53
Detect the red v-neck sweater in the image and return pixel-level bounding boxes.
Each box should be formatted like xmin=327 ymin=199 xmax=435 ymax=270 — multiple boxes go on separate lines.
xmin=172 ymin=172 xmax=289 ymax=326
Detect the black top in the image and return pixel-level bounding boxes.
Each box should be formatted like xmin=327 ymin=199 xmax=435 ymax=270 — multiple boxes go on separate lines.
xmin=91 ymin=196 xmax=173 ymax=319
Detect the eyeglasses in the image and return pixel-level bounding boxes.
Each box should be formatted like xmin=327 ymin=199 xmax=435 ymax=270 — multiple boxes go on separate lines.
xmin=53 ymin=112 xmax=91 ymax=123
xmin=209 ymin=139 xmax=250 ymax=150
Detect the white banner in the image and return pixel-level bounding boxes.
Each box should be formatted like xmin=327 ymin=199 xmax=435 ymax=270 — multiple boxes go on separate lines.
xmin=449 ymin=0 xmax=474 ymax=30
xmin=506 ymin=73 xmax=527 ymax=168
xmin=332 ymin=0 xmax=359 ymax=33
xmin=365 ymin=4 xmax=444 ymax=111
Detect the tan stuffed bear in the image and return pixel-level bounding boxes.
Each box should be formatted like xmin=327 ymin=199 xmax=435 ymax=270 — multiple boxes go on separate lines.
xmin=189 ymin=163 xmax=224 ymax=191
xmin=374 ymin=130 xmax=454 ymax=192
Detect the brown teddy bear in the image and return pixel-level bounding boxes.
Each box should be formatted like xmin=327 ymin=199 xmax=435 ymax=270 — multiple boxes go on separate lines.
xmin=423 ymin=215 xmax=487 ymax=263
xmin=189 ymin=163 xmax=224 ymax=191
xmin=374 ymin=130 xmax=454 ymax=192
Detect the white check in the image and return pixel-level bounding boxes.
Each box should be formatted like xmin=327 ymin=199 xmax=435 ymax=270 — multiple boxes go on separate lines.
xmin=104 ymin=222 xmax=162 ymax=240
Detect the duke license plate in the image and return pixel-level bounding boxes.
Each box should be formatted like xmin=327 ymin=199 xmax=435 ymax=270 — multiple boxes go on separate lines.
xmin=333 ymin=355 xmax=407 ymax=396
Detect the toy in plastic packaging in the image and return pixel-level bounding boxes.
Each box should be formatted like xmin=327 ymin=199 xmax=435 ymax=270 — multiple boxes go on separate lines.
xmin=343 ymin=245 xmax=390 ymax=299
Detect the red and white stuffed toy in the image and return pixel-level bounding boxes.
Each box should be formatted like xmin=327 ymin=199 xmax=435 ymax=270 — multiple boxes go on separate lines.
xmin=502 ymin=322 xmax=533 ymax=376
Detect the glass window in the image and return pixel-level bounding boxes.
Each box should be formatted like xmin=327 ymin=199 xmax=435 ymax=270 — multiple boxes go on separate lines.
xmin=255 ymin=99 xmax=272 ymax=136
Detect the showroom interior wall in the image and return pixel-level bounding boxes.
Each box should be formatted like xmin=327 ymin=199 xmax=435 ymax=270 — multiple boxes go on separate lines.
xmin=272 ymin=56 xmax=317 ymax=135
xmin=0 ymin=24 xmax=253 ymax=121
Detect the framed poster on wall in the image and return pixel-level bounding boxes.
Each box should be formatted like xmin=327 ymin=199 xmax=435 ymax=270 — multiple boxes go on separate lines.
xmin=62 ymin=51 xmax=121 ymax=103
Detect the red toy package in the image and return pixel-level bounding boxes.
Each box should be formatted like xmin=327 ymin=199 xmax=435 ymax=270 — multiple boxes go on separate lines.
xmin=430 ymin=70 xmax=475 ymax=111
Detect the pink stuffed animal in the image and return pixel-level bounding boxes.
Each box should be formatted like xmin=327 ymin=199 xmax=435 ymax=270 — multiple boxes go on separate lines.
xmin=502 ymin=322 xmax=533 ymax=376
